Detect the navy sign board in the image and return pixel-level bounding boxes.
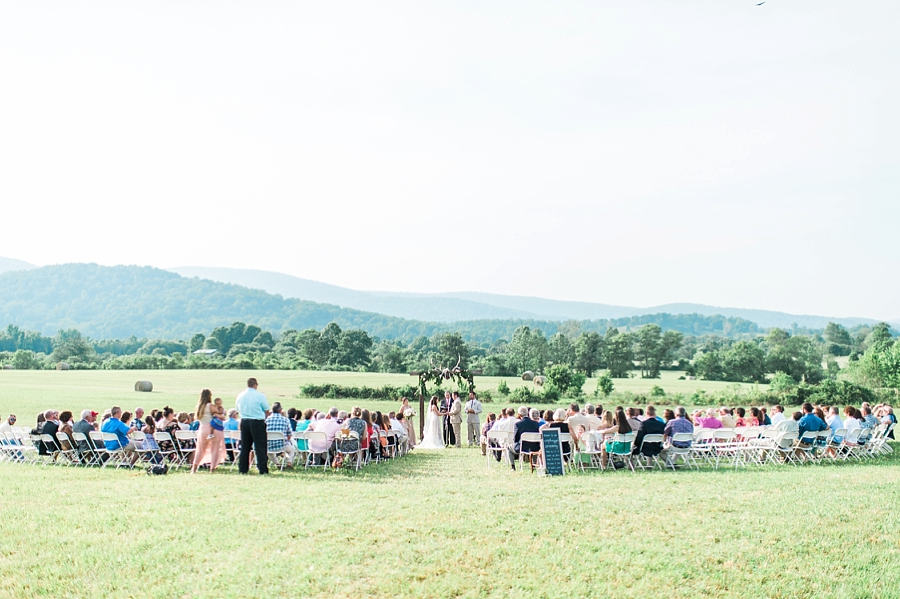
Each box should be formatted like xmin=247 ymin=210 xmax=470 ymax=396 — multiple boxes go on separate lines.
xmin=541 ymin=428 xmax=565 ymax=476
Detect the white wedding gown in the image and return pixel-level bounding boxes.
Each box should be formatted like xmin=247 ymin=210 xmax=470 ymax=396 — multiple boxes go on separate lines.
xmin=417 ymin=408 xmax=445 ymax=450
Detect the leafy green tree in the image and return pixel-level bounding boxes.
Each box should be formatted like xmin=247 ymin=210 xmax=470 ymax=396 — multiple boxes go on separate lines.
xmin=823 ymin=322 xmax=851 ymax=356
xmin=188 ymin=333 xmax=205 ymax=353
xmin=765 ymin=329 xmax=824 ymax=383
xmin=574 ymin=332 xmax=604 ymax=376
xmin=332 ymin=329 xmax=374 ymax=368
xmin=548 ymin=332 xmax=575 ymax=368
xmin=694 ymin=350 xmax=725 ymax=381
xmin=12 ymin=349 xmax=43 ymax=370
xmin=722 ymin=340 xmax=766 ymax=383
xmin=507 ymin=326 xmax=548 ymax=374
xmin=604 ymin=328 xmax=634 ymax=378
xmin=547 ymin=364 xmax=575 ymax=394
xmin=252 ymin=331 xmax=275 ymax=348
xmin=51 ymin=329 xmax=94 ymax=363
xmin=437 ymin=332 xmax=469 ymax=369
xmin=497 ymin=380 xmax=510 ymax=395
xmin=594 ymin=373 xmax=614 ymax=397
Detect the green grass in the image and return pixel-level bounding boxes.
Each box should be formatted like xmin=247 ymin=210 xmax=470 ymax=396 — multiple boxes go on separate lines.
xmin=14 ymin=369 xmax=894 ymax=598
xmin=0 ymin=369 xmax=765 ymax=424
xmin=1 ymin=448 xmax=899 ymax=599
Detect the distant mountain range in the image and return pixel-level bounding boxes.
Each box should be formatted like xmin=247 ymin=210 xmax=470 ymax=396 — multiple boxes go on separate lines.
xmin=0 ymin=263 xmax=763 ymax=341
xmin=170 ymin=265 xmax=887 ymax=330
xmin=0 ymin=257 xmax=892 ymax=336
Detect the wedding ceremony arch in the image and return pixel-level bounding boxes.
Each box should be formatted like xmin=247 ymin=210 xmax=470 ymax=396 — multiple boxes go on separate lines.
xmin=411 ymin=357 xmax=478 ymax=436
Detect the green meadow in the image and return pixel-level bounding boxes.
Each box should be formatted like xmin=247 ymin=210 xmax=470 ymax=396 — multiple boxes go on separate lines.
xmin=0 ymin=369 xmax=765 ymax=422
xmin=0 ymin=370 xmax=897 ymax=599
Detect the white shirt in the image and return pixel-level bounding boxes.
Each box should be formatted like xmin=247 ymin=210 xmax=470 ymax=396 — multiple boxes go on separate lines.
xmin=493 ymin=416 xmax=516 ymax=433
xmin=770 ymin=412 xmax=786 ymax=425
xmin=390 ymin=418 xmax=406 ymax=436
xmin=843 ymin=417 xmax=861 ymax=432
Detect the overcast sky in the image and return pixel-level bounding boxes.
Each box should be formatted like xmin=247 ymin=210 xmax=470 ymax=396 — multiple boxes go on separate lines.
xmin=1 ymin=1 xmax=897 ymax=319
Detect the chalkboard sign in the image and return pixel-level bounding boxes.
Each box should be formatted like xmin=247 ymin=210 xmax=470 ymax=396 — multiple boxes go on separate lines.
xmin=541 ymin=429 xmax=565 ymax=476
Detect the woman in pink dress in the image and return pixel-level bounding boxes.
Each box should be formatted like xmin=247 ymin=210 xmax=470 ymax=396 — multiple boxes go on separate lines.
xmin=191 ymin=389 xmax=225 ymax=473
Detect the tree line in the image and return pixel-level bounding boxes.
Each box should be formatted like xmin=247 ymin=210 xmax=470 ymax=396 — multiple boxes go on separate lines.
xmin=1 ymin=320 xmax=896 ymax=391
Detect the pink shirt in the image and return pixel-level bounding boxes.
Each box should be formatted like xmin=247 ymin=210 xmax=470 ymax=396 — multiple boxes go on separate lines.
xmin=309 ymin=418 xmax=341 ymax=452
xmin=697 ymin=417 xmax=722 ymax=429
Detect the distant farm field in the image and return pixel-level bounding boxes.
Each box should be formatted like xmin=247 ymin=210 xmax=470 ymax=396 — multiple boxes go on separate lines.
xmin=0 ymin=369 xmax=767 ymax=419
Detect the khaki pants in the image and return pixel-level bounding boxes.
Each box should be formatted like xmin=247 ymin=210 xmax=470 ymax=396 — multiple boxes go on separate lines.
xmin=467 ymin=422 xmax=479 ymax=446
xmin=451 ymin=422 xmax=461 ymax=447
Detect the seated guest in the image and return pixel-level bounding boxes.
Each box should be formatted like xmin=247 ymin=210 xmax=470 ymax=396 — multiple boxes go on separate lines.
xmin=769 ymin=405 xmax=786 ymax=425
xmin=479 ymin=412 xmax=497 ymax=456
xmin=287 ymin=407 xmax=299 ymax=431
xmin=601 ymin=407 xmax=632 ymax=468
xmin=547 ymin=408 xmax=573 ymax=457
xmin=507 ymin=408 xmax=542 ymax=471
xmin=734 ymin=407 xmax=748 ymax=427
xmin=224 ymin=409 xmax=240 ymax=461
xmin=140 ymin=418 xmax=163 ymax=464
xmin=540 ymin=410 xmax=553 ymax=427
xmin=132 ymin=407 xmax=145 ymax=432
xmin=73 ymin=410 xmax=99 ymax=456
xmin=584 ymin=404 xmax=603 ymax=430
xmin=177 ymin=412 xmax=191 ymax=431
xmin=295 ymin=409 xmax=314 ymax=452
xmin=0 ymin=414 xmax=15 ymax=435
xmin=663 ymin=409 xmax=676 ymax=423
xmin=391 ymin=412 xmax=409 ymax=445
xmin=101 ymin=406 xmax=137 ymax=461
xmin=664 ymin=406 xmax=693 ymax=448
xmin=57 ymin=410 xmax=76 ymax=451
xmin=38 ymin=410 xmax=60 ymax=456
xmin=861 ymin=406 xmax=878 ymax=429
xmin=842 ymin=406 xmax=862 ymax=433
xmin=308 ymin=407 xmax=341 ymax=462
xmin=694 ymin=409 xmax=722 ymax=429
xmin=719 ymin=408 xmax=736 ymax=428
xmin=626 ymin=408 xmax=642 ymax=432
xmin=265 ymin=402 xmax=294 ymax=466
xmin=339 ymin=407 xmax=367 ymax=455
xmin=747 ymin=407 xmax=762 ymax=427
xmin=826 ymin=406 xmax=844 ymax=441
xmin=759 ymin=407 xmax=771 ymax=426
xmin=881 ymin=406 xmax=896 ymax=439
xmin=798 ymin=403 xmax=828 ymax=439
xmin=633 ymin=405 xmax=665 ymax=457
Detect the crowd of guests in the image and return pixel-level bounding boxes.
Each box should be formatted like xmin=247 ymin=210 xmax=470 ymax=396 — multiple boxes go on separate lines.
xmin=477 ymin=400 xmax=897 ymax=469
xmin=2 ymin=378 xmax=419 ymax=474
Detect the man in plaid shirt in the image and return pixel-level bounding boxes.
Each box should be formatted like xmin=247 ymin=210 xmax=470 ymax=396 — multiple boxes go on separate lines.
xmin=265 ymin=403 xmax=295 ymax=465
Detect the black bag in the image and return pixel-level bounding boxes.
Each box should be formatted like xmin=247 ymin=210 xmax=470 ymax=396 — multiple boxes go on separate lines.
xmin=148 ymin=464 xmax=168 ymax=475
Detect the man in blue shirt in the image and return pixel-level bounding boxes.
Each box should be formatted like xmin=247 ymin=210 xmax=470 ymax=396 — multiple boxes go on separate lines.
xmin=101 ymin=406 xmax=137 ymax=464
xmin=236 ymin=377 xmax=270 ymax=474
xmin=798 ymin=402 xmax=827 ymax=439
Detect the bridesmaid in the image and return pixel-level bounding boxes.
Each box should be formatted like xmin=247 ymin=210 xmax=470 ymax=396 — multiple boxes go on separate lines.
xmin=191 ymin=389 xmax=225 ymax=473
xmin=399 ymin=397 xmax=416 ymax=448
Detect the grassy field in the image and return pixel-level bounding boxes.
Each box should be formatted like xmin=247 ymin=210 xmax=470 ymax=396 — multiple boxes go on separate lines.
xmin=1 ymin=445 xmax=899 ymax=599
xmin=0 ymin=369 xmax=766 ymax=424
xmin=1 ymin=371 xmax=898 ymax=598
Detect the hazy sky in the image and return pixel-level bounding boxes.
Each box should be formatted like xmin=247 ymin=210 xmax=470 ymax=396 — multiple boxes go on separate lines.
xmin=1 ymin=1 xmax=897 ymax=319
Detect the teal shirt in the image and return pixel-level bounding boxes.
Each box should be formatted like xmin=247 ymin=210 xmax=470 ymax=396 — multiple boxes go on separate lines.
xmin=236 ymin=388 xmax=269 ymax=420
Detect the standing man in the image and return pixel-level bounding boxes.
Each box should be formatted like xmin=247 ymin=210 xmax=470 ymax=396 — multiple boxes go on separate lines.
xmin=464 ymin=391 xmax=482 ymax=447
xmin=441 ymin=391 xmax=454 ymax=446
xmin=449 ymin=392 xmax=462 ymax=448
xmin=236 ymin=377 xmax=270 ymax=475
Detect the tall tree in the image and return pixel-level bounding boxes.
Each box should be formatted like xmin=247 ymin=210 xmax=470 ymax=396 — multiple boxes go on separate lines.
xmin=574 ymin=331 xmax=603 ymax=377
xmin=548 ymin=332 xmax=576 ymax=368
xmin=604 ymin=328 xmax=634 ymax=378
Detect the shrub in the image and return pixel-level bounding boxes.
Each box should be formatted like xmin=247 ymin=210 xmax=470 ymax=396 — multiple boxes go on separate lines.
xmin=299 ymin=383 xmax=419 ymax=401
xmin=594 ymin=374 xmax=614 ymax=397
xmin=497 ymin=380 xmax=510 ymax=396
xmin=650 ymin=385 xmax=666 ymax=397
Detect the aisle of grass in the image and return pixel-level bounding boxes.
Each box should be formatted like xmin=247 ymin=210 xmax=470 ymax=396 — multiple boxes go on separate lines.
xmin=1 ymin=447 xmax=899 ymax=599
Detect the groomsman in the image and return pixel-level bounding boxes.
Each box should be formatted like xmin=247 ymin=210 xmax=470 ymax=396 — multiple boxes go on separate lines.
xmin=464 ymin=391 xmax=483 ymax=447
xmin=449 ymin=392 xmax=462 ymax=448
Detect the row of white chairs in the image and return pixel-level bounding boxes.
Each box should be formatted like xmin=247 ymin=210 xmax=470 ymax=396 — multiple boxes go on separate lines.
xmin=0 ymin=425 xmax=410 ymax=473
xmin=481 ymin=423 xmax=895 ymax=474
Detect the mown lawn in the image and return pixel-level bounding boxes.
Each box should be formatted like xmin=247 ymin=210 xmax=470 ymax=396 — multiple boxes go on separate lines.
xmin=1 ymin=447 xmax=899 ymax=599
xmin=0 ymin=369 xmax=764 ymax=424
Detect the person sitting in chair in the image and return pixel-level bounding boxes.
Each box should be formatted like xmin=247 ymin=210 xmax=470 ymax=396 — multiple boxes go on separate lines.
xmin=633 ymin=405 xmax=665 ymax=458
xmin=507 ymin=408 xmax=541 ymax=471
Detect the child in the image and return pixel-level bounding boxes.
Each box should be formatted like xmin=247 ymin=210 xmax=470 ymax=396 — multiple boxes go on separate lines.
xmin=207 ymin=397 xmax=225 ymax=440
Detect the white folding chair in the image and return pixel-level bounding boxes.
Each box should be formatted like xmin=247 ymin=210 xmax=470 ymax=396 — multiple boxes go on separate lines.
xmin=607 ymin=433 xmax=635 ymax=472
xmin=334 ymin=431 xmax=363 ymax=471
xmin=101 ymin=432 xmax=132 ymax=468
xmin=304 ymin=431 xmax=330 ymax=471
xmin=665 ymin=433 xmax=696 ymax=470
xmin=485 ymin=430 xmax=512 ymax=468
xmin=577 ymin=431 xmax=604 ymax=471
xmin=518 ymin=432 xmax=543 ymax=473
xmin=265 ymin=431 xmax=288 ymax=471
xmin=55 ymin=432 xmax=80 ymax=466
xmin=634 ymin=434 xmax=665 ymax=470
xmin=174 ymin=430 xmax=198 ymax=467
xmin=152 ymin=432 xmax=181 ymax=466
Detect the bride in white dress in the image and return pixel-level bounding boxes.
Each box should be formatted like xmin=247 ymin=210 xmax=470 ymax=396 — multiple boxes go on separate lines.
xmin=417 ymin=396 xmax=445 ymax=450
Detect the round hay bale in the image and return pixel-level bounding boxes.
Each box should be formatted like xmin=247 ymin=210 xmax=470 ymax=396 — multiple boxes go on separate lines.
xmin=2 ymin=365 xmax=13 ymax=370
xmin=134 ymin=380 xmax=154 ymax=392
xmin=56 ymin=362 xmax=70 ymax=371
xmin=533 ymin=375 xmax=546 ymax=387
xmin=521 ymin=371 xmax=534 ymax=381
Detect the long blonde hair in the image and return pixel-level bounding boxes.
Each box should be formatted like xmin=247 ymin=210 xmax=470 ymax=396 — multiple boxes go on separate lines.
xmin=196 ymin=389 xmax=212 ymax=420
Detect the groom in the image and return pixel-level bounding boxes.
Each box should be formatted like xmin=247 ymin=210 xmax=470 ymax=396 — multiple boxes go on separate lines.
xmin=449 ymin=392 xmax=463 ymax=448
xmin=441 ymin=391 xmax=455 ymax=446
